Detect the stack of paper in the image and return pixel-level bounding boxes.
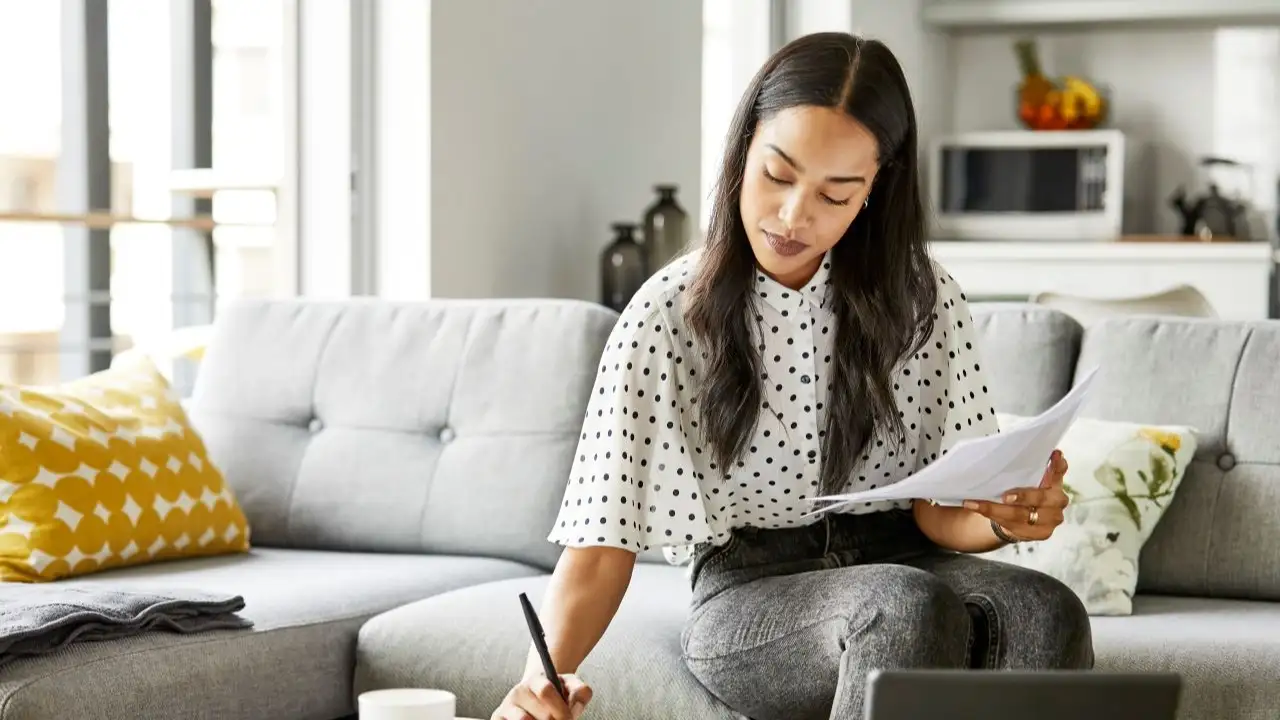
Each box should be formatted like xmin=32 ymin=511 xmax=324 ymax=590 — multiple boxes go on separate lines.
xmin=808 ymin=366 xmax=1100 ymax=513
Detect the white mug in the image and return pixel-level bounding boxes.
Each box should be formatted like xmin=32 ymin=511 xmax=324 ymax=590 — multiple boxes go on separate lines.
xmin=358 ymin=688 xmax=457 ymax=720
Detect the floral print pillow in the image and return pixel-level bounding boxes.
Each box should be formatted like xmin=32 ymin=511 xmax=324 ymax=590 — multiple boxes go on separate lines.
xmin=982 ymin=414 xmax=1198 ymax=615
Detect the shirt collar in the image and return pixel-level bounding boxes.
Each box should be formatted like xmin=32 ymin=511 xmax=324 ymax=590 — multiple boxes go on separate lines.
xmin=753 ymin=252 xmax=833 ymax=314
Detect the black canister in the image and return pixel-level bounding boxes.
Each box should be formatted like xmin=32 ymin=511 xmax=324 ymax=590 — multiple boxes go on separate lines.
xmin=643 ymin=185 xmax=690 ymax=273
xmin=601 ymin=222 xmax=646 ymax=312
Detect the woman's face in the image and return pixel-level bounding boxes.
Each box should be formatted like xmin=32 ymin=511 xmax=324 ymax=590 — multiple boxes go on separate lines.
xmin=739 ymin=105 xmax=880 ymax=289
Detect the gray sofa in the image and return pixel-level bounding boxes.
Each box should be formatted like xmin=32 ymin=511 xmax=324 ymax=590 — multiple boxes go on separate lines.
xmin=1 ymin=297 xmax=1276 ymax=720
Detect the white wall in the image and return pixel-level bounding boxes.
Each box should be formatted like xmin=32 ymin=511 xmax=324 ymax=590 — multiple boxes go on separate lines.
xmin=788 ymin=0 xmax=853 ymax=41
xmin=423 ymin=0 xmax=703 ymax=300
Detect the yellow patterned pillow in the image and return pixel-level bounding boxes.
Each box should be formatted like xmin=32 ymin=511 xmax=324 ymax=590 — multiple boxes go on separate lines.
xmin=0 ymin=357 xmax=250 ymax=582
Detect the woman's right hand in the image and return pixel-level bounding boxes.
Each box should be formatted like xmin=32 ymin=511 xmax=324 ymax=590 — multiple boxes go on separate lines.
xmin=491 ymin=674 xmax=593 ymax=720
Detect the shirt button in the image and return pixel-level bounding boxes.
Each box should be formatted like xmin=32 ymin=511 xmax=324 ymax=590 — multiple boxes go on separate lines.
xmin=800 ymin=375 xmax=811 ymax=384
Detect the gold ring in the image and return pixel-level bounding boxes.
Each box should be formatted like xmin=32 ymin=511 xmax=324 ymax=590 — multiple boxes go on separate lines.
xmin=1028 ymin=507 xmax=1039 ymax=526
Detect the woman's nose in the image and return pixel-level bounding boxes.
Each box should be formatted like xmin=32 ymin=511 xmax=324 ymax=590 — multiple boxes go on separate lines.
xmin=778 ymin=192 xmax=811 ymax=232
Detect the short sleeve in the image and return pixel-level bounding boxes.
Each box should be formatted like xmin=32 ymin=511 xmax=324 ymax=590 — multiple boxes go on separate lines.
xmin=546 ymin=302 xmax=713 ymax=553
xmin=915 ymin=266 xmax=1001 ymax=470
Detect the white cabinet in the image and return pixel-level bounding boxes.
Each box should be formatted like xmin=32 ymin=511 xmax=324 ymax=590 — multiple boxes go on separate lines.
xmin=930 ymin=241 xmax=1275 ymax=321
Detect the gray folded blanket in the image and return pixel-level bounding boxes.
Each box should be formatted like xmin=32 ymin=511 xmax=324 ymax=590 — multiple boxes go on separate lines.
xmin=0 ymin=585 xmax=252 ymax=667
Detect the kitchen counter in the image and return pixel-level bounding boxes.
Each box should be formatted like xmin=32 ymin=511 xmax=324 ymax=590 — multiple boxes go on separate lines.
xmin=929 ymin=240 xmax=1275 ymax=262
xmin=928 ymin=240 xmax=1275 ymax=320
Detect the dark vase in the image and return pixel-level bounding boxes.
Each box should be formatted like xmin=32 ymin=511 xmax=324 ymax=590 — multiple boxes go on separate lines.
xmin=643 ymin=184 xmax=689 ymax=273
xmin=601 ymin=222 xmax=646 ymax=312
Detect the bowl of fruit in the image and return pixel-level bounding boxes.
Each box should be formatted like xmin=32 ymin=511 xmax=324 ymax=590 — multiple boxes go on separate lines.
xmin=1014 ymin=39 xmax=1109 ymax=131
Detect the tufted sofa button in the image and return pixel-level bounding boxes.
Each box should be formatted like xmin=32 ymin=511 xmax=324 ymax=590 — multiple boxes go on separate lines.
xmin=439 ymin=426 xmax=456 ymax=444
xmin=308 ymin=418 xmax=323 ymax=433
xmin=1217 ymin=453 xmax=1236 ymax=471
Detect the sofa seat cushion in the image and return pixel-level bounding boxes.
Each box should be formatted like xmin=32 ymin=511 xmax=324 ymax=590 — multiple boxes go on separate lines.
xmin=356 ymin=568 xmax=1280 ymax=720
xmin=0 ymin=548 xmax=542 ymax=720
xmin=355 ymin=564 xmax=737 ymax=720
xmin=1092 ymin=595 xmax=1280 ymax=720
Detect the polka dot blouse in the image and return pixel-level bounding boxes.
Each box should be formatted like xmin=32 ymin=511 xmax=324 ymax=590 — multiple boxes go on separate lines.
xmin=547 ymin=250 xmax=999 ymax=564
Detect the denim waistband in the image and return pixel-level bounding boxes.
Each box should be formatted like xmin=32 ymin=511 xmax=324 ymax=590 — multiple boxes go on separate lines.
xmin=688 ymin=509 xmax=935 ymax=607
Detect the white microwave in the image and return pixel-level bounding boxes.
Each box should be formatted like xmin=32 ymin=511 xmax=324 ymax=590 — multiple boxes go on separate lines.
xmin=928 ymin=129 xmax=1125 ymax=242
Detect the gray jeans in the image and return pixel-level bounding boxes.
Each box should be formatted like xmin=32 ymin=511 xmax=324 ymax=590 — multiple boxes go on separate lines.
xmin=679 ymin=509 xmax=1094 ymax=720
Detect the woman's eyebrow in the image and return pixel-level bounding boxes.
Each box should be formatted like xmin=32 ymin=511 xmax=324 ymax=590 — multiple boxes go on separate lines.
xmin=766 ymin=144 xmax=866 ymax=184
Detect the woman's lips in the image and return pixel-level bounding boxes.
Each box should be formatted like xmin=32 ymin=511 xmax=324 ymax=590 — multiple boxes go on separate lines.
xmin=763 ymin=231 xmax=808 ymax=257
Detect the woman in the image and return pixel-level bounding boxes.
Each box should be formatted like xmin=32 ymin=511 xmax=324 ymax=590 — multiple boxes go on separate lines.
xmin=493 ymin=32 xmax=1092 ymax=720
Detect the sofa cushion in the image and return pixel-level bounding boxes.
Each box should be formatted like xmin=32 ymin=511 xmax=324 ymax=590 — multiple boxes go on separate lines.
xmin=354 ymin=564 xmax=737 ymax=720
xmin=1075 ymin=317 xmax=1280 ymax=601
xmin=984 ymin=415 xmax=1197 ymax=616
xmin=0 ymin=356 xmax=251 ymax=582
xmin=0 ymin=548 xmax=542 ymax=720
xmin=354 ymin=562 xmax=1276 ymax=720
xmin=970 ymin=304 xmax=1082 ymax=416
xmin=187 ymin=299 xmax=619 ymax=571
xmin=1092 ymin=595 xmax=1280 ymax=720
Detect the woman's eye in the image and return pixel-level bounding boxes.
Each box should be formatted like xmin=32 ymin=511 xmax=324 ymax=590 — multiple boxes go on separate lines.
xmin=763 ymin=167 xmax=849 ymax=206
xmin=763 ymin=168 xmax=789 ymax=185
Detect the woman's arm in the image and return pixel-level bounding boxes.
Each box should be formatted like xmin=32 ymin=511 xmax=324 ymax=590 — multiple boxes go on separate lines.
xmin=526 ymin=546 xmax=636 ymax=677
xmin=912 ymin=499 xmax=1005 ymax=553
xmin=495 ymin=546 xmax=636 ymax=720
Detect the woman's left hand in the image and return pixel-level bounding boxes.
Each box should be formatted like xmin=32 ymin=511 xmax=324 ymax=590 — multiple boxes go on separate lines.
xmin=963 ymin=449 xmax=1069 ymax=542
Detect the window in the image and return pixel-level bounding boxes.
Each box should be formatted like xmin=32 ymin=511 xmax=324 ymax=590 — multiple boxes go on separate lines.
xmin=700 ymin=0 xmax=776 ymax=233
xmin=0 ymin=1 xmax=290 ymax=387
xmin=223 ymin=46 xmax=273 ymax=117
xmin=108 ymin=0 xmax=177 ymax=359
xmin=210 ymin=0 xmax=285 ymax=307
xmin=0 ymin=3 xmax=64 ymax=384
xmin=107 ymin=0 xmax=284 ymax=381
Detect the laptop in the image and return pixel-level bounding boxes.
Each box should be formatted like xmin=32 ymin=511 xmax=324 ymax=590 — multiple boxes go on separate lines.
xmin=864 ymin=670 xmax=1181 ymax=720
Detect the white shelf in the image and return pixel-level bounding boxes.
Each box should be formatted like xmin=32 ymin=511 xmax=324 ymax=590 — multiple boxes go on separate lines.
xmin=921 ymin=0 xmax=1280 ymax=30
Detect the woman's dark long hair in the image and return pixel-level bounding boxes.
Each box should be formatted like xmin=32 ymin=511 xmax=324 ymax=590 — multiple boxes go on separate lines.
xmin=684 ymin=33 xmax=938 ymax=496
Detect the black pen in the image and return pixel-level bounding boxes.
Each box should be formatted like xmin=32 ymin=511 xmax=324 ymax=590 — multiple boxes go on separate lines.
xmin=519 ymin=592 xmax=566 ymax=699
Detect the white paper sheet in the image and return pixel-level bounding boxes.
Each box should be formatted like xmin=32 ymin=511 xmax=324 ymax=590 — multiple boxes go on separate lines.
xmin=806 ymin=366 xmax=1100 ymax=514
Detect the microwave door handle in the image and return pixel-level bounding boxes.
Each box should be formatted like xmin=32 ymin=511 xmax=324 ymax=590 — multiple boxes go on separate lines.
xmin=1077 ymin=149 xmax=1088 ymax=212
xmin=1087 ymin=148 xmax=1104 ymax=211
xmin=1078 ymin=149 xmax=1092 ymax=212
xmin=1096 ymin=149 xmax=1107 ymax=211
xmin=1085 ymin=149 xmax=1095 ymax=211
xmin=1092 ymin=148 xmax=1102 ymax=211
